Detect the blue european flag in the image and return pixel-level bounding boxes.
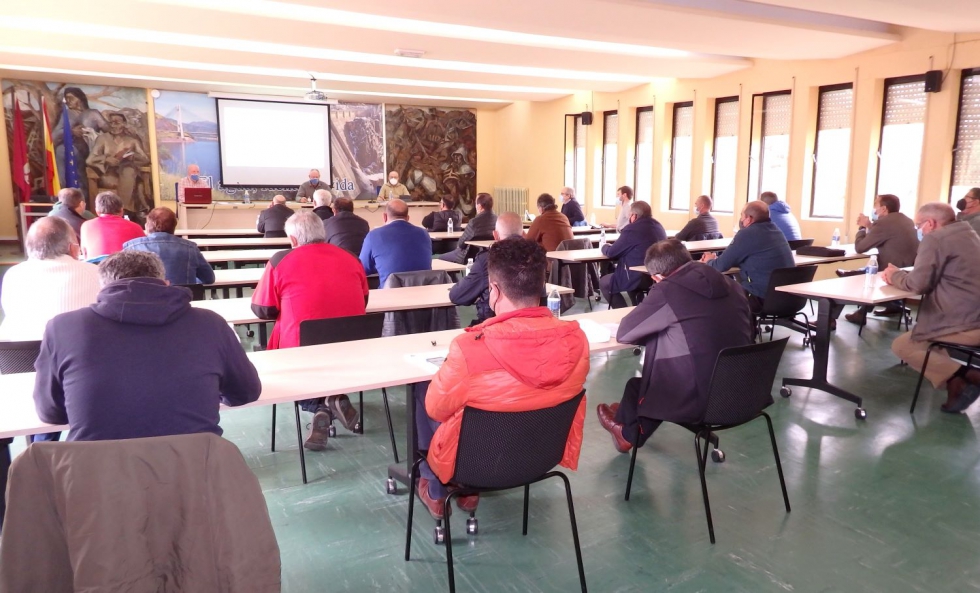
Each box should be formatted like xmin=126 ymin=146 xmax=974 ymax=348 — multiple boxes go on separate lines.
xmin=62 ymin=99 xmax=80 ymax=189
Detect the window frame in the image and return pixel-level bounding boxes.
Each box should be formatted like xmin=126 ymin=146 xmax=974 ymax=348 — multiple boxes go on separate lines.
xmin=873 ymin=74 xmax=927 ymax=201
xmin=948 ymin=67 xmax=980 ymax=203
xmin=710 ymin=96 xmax=739 ymax=214
xmin=601 ymin=110 xmax=619 ymax=207
xmin=668 ymin=101 xmax=694 ymax=212
xmin=747 ymin=89 xmax=792 ymax=201
xmin=634 ymin=106 xmax=654 ymax=203
xmin=809 ymin=83 xmax=854 ymax=219
xmin=563 ymin=113 xmax=586 ymax=201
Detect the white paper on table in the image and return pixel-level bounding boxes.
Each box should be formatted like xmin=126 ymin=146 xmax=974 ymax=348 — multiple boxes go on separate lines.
xmin=405 ymin=349 xmax=450 ymax=374
xmin=575 ymin=319 xmax=617 ymax=344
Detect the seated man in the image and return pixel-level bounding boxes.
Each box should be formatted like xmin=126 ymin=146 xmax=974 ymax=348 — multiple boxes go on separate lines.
xmin=311 ymin=188 xmax=334 ymax=221
xmin=955 ymin=187 xmax=980 ymax=235
xmin=602 ymin=186 xmax=634 ymax=231
xmin=359 ymin=199 xmax=432 ymax=287
xmin=252 ymin=211 xmax=369 ymax=449
xmin=47 ymin=187 xmax=93 ymax=237
xmin=439 ymin=193 xmax=496 ymax=263
xmin=124 ymin=207 xmax=215 ymax=286
xmin=884 ymin=202 xmax=980 ymax=413
xmin=33 ymin=251 xmax=261 ymax=441
xmin=176 ymin=163 xmax=209 ymax=203
xmin=79 ymin=191 xmax=145 ymax=259
xmin=599 ymin=201 xmax=666 ymax=308
xmin=838 ymin=194 xmax=918 ymax=325
xmin=701 ymin=200 xmax=794 ymax=312
xmin=674 ymin=195 xmax=721 ymax=241
xmin=256 ymin=195 xmax=295 ymax=238
xmin=422 ymin=196 xmax=462 ymax=232
xmin=415 ymin=239 xmax=589 ymax=518
xmin=760 ymin=191 xmax=802 ymax=241
xmin=449 ymin=211 xmax=524 ymax=326
xmin=325 ymin=197 xmax=370 ymax=256
xmin=560 ymin=187 xmax=586 ymax=227
xmin=597 ymin=239 xmax=752 ymax=451
xmin=525 ymin=193 xmax=574 ymax=253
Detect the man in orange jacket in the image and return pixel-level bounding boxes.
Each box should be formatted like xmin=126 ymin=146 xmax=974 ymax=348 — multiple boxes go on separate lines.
xmin=415 ymin=238 xmax=590 ymax=519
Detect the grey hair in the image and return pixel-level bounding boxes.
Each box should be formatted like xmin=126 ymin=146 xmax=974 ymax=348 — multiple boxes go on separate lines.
xmin=562 ymin=186 xmax=575 ymax=199
xmin=95 ymin=191 xmax=123 ymax=215
xmin=58 ymin=187 xmax=84 ymax=209
xmin=630 ymin=200 xmax=652 ymax=219
xmin=285 ymin=211 xmax=326 ymax=246
xmin=98 ymin=251 xmax=166 ymax=287
xmin=918 ymin=202 xmax=956 ymax=227
xmin=26 ymin=217 xmax=75 ymax=260
xmin=313 ymin=188 xmax=332 ymax=206
xmin=644 ymin=239 xmax=692 ymax=276
xmin=495 ymin=211 xmax=523 ymax=239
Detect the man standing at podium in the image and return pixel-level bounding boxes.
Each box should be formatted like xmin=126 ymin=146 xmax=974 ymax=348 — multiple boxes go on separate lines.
xmin=176 ymin=164 xmax=209 ymax=203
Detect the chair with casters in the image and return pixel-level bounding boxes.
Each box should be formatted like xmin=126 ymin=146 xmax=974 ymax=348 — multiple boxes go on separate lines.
xmin=754 ymin=265 xmax=818 ymax=348
xmin=787 ymin=238 xmax=815 ymax=251
xmin=406 ymin=391 xmax=587 ymax=593
xmin=269 ymin=313 xmax=399 ymax=485
xmin=624 ymin=339 xmax=791 ymax=544
xmin=909 ymin=341 xmax=980 ymax=415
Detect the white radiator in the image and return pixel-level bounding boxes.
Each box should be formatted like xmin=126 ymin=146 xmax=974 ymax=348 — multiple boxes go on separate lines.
xmin=493 ymin=187 xmax=530 ymax=215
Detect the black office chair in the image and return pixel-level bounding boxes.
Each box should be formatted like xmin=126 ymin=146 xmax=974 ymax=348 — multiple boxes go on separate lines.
xmin=174 ymin=283 xmax=206 ymax=301
xmin=269 ymin=313 xmax=398 ymax=484
xmin=0 ymin=340 xmax=41 ymax=375
xmin=406 ymin=391 xmax=587 ymax=593
xmin=909 ymin=341 xmax=980 ymax=415
xmin=754 ymin=266 xmax=818 ymax=348
xmin=787 ymin=238 xmax=815 ymax=251
xmin=624 ymin=339 xmax=791 ymax=544
xmin=620 ymin=274 xmax=654 ymax=307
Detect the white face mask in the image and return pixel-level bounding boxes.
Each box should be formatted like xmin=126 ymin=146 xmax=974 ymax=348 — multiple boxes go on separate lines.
xmin=389 ymin=177 xmax=397 ymax=184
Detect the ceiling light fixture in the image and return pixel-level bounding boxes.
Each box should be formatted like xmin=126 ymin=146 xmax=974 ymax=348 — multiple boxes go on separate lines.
xmin=394 ymin=49 xmax=426 ymax=59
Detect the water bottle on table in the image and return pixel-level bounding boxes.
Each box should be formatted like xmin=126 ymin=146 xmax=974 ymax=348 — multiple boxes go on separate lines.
xmin=831 ymin=227 xmax=841 ymax=247
xmin=865 ymin=255 xmax=878 ymax=288
xmin=243 ymin=190 xmax=251 ymax=204
xmin=447 ymin=217 xmax=454 ymax=233
xmin=547 ymin=288 xmax=561 ymax=318
xmin=598 ymin=228 xmax=607 ymax=249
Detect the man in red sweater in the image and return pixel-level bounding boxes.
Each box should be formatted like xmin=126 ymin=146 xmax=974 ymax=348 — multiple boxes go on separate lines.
xmin=79 ymin=191 xmax=145 ymax=259
xmin=251 ymin=211 xmax=370 ymax=450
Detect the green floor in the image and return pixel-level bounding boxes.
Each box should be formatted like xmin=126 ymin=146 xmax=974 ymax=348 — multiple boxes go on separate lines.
xmin=4 ymin=260 xmax=980 ymax=592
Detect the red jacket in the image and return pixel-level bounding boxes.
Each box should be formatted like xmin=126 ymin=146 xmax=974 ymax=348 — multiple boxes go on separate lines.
xmin=80 ymin=215 xmax=145 ymax=258
xmin=425 ymin=307 xmax=589 ymax=483
xmin=251 ymin=243 xmax=368 ymax=349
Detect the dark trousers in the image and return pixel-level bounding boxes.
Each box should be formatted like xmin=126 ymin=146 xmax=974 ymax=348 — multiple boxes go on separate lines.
xmin=614 ymin=377 xmax=663 ymax=448
xmin=599 ymin=274 xmax=630 ymax=309
xmin=414 ymin=382 xmax=448 ymax=498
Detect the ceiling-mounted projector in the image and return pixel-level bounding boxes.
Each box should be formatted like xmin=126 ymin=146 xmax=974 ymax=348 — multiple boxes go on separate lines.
xmin=304 ymin=76 xmax=328 ymax=102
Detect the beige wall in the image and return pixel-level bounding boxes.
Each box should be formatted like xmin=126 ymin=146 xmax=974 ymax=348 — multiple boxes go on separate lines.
xmin=485 ymin=30 xmax=980 ymax=241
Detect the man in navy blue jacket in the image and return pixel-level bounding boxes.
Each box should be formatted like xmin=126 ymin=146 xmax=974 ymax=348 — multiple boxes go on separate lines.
xmin=33 ymin=251 xmax=261 ymax=441
xmin=359 ymin=199 xmax=432 ymax=286
xmin=560 ymin=187 xmax=586 ymax=226
xmin=449 ymin=212 xmax=525 ymax=325
xmin=599 ymin=201 xmax=666 ymax=308
xmin=702 ymin=200 xmax=794 ymax=311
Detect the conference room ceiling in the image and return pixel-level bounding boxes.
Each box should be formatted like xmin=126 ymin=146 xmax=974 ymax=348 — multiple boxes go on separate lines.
xmin=0 ymin=0 xmax=967 ymax=108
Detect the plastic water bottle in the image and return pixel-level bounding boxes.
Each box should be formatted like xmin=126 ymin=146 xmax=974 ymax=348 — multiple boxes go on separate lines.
xmin=447 ymin=217 xmax=454 ymax=233
xmin=243 ymin=190 xmax=251 ymax=204
xmin=865 ymin=255 xmax=878 ymax=288
xmin=465 ymin=257 xmax=473 ymax=276
xmin=547 ymin=288 xmax=561 ymax=318
xmin=598 ymin=228 xmax=607 ymax=249
xmin=831 ymin=227 xmax=841 ymax=247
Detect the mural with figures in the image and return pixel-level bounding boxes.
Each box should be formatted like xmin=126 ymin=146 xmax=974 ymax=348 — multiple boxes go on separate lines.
xmin=3 ymin=80 xmax=151 ymax=217
xmin=385 ymin=106 xmax=477 ymax=215
xmin=155 ymin=92 xmax=385 ymax=201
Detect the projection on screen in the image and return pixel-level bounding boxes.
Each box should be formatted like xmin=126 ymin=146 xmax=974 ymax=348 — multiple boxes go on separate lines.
xmin=216 ymin=99 xmax=332 ymax=186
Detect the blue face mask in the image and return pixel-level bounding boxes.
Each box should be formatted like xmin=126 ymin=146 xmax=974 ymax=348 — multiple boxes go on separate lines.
xmin=309 ymin=178 xmax=318 ymax=185
xmin=917 ymin=228 xmax=924 ymax=242
xmin=870 ymin=209 xmax=878 ymax=223
xmin=190 ymin=174 xmax=199 ymax=182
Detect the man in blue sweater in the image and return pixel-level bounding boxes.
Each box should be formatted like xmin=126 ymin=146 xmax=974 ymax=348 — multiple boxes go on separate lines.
xmin=701 ymin=200 xmax=794 ymax=312
xmin=33 ymin=251 xmax=261 ymax=441
xmin=760 ymin=191 xmax=802 ymax=241
xmin=599 ymin=201 xmax=666 ymax=308
xmin=359 ymin=199 xmax=432 ymax=286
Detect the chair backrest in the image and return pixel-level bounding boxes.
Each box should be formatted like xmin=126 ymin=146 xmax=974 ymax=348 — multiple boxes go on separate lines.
xmin=452 ymin=391 xmax=585 ymax=489
xmin=383 ymin=270 xmax=460 ymax=336
xmin=299 ymin=313 xmax=385 ymax=346
xmin=760 ymin=265 xmax=818 ymax=317
xmin=702 ymin=339 xmax=788 ymax=426
xmin=175 ymin=283 xmax=206 ymax=301
xmin=0 ymin=340 xmax=42 ymax=375
xmin=384 ymin=269 xmax=453 ymax=289
xmin=694 ymin=231 xmax=724 ymax=241
xmin=787 ymin=238 xmax=815 ymax=251
xmin=557 ymin=238 xmax=592 ymax=251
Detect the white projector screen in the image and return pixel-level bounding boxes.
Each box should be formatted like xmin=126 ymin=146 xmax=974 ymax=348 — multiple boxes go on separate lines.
xmin=216 ymin=98 xmax=332 ymax=186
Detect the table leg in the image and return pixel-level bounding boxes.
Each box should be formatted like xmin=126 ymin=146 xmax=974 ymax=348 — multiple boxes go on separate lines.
xmin=387 ymin=384 xmax=418 ymax=491
xmin=781 ymin=297 xmax=867 ymax=419
xmin=259 ymin=322 xmax=269 ymax=348
xmin=0 ymin=437 xmax=11 ymax=534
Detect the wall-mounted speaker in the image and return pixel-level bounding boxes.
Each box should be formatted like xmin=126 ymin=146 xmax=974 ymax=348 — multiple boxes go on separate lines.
xmin=925 ymin=70 xmax=943 ymax=93
xmin=581 ymin=112 xmax=594 ymax=125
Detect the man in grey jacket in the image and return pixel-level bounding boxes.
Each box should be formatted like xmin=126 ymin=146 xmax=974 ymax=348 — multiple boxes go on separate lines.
xmin=884 ymin=202 xmax=980 ymax=413
xmin=438 ymin=192 xmax=497 ymax=263
xmin=956 ymin=187 xmax=980 ymax=236
xmin=839 ymin=194 xmax=919 ymax=325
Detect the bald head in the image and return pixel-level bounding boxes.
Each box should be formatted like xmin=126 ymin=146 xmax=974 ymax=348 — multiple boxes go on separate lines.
xmin=695 ymin=195 xmax=712 ymax=213
xmin=494 ymin=211 xmax=523 ymax=239
xmin=742 ymin=200 xmax=770 ymax=225
xmin=26 ymin=217 xmax=77 ymax=260
xmin=272 ymin=194 xmax=286 ymax=205
xmin=386 ymin=198 xmax=409 ymax=221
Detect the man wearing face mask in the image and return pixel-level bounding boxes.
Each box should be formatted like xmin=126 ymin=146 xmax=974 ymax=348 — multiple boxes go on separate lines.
xmin=836 ymin=194 xmax=918 ymax=325
xmin=598 ymin=201 xmax=666 ymax=308
xmin=956 ymin=187 xmax=980 ymax=235
xmin=884 ymin=202 xmax=980 ymax=413
xmin=177 ymin=164 xmax=209 ymax=203
xmin=378 ymin=170 xmax=410 ymax=201
xmin=295 ymin=169 xmax=325 ymax=203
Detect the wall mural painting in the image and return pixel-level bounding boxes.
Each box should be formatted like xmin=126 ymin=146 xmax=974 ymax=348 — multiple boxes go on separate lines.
xmin=330 ymin=102 xmax=385 ymax=200
xmin=385 ymin=106 xmax=477 ymax=215
xmin=3 ymin=80 xmax=152 ymax=218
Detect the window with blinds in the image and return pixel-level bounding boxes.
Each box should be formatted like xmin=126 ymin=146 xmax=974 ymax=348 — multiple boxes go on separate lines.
xmin=564 ymin=114 xmax=587 ymax=201
xmin=747 ymin=91 xmax=792 ymax=201
xmin=669 ymin=102 xmax=694 ymax=211
xmin=711 ymin=97 xmax=739 ymax=213
xmin=634 ymin=107 xmax=654 ymax=203
xmin=810 ymin=84 xmax=854 ymax=218
xmin=602 ymin=111 xmax=619 ymax=207
xmin=950 ymin=69 xmax=980 ymax=202
xmin=876 ymin=76 xmax=927 ymax=212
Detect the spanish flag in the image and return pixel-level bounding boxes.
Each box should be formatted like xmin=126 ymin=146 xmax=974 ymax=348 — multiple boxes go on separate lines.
xmin=41 ymin=97 xmax=61 ymax=196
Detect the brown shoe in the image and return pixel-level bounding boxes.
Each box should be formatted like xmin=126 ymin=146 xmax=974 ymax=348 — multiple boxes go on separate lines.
xmin=455 ymin=492 xmax=480 ymax=513
xmin=327 ymin=394 xmax=359 ymax=432
xmin=596 ymin=404 xmax=632 ymax=453
xmin=417 ymin=477 xmax=450 ymax=520
xmin=304 ymin=409 xmax=331 ymax=451
xmin=844 ymin=309 xmax=867 ymax=326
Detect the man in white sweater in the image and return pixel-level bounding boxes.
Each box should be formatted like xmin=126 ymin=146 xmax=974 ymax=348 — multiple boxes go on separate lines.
xmin=0 ymin=217 xmax=101 ymax=341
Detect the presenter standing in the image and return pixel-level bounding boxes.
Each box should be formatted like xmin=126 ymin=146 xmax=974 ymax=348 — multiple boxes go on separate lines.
xmin=296 ymin=169 xmax=326 ymax=203
xmin=177 ymin=164 xmax=210 ymax=203
xmin=377 ymin=170 xmax=410 ymax=201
